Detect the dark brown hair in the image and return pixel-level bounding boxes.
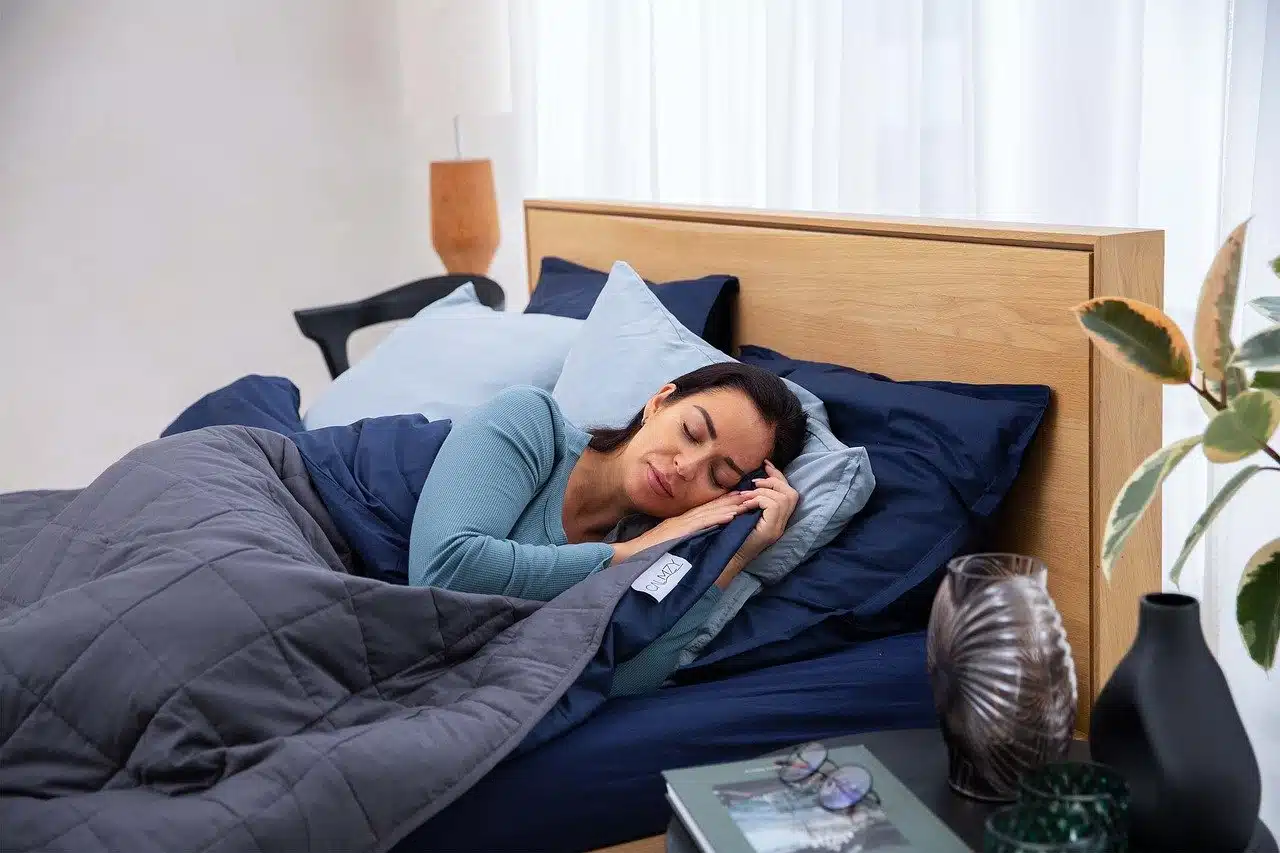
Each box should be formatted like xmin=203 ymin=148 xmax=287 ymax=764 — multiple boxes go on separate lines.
xmin=588 ymin=362 xmax=808 ymax=471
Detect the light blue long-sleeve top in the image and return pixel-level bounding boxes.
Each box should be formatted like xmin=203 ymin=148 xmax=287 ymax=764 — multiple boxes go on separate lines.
xmin=407 ymin=385 xmax=720 ymax=696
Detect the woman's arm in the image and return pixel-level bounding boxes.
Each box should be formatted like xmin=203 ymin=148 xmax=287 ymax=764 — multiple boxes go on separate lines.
xmin=408 ymin=387 xmax=613 ymax=600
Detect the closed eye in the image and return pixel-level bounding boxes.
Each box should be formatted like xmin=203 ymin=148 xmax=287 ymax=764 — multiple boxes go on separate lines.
xmin=684 ymin=421 xmax=735 ymax=489
xmin=710 ymin=463 xmax=737 ymax=491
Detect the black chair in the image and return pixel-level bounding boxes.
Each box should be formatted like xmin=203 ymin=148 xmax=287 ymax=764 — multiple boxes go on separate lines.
xmin=294 ymin=274 xmax=504 ymax=379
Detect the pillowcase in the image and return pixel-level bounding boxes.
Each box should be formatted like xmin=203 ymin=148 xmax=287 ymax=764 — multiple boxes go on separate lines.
xmin=525 ymin=256 xmax=738 ymax=353
xmin=303 ymin=284 xmax=583 ymax=429
xmin=552 ymin=261 xmax=873 ymax=592
xmin=552 ymin=261 xmax=829 ymax=430
xmin=682 ymin=345 xmax=1051 ymax=674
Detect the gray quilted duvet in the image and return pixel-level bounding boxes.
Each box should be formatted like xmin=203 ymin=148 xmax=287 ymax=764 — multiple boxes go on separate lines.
xmin=0 ymin=427 xmax=646 ymax=852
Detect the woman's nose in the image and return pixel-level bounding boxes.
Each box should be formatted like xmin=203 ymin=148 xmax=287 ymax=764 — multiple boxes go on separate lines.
xmin=673 ymin=452 xmax=706 ymax=481
xmin=672 ymin=455 xmax=688 ymax=480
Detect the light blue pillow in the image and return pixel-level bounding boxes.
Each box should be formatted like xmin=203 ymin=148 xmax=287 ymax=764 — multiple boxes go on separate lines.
xmin=552 ymin=262 xmax=829 ymax=430
xmin=551 ymin=261 xmax=875 ymax=597
xmin=304 ymin=283 xmax=583 ymax=428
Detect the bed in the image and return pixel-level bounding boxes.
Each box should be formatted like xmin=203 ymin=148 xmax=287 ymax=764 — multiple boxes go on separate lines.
xmin=0 ymin=201 xmax=1163 ymax=853
xmin=291 ymin=200 xmax=1165 ymax=851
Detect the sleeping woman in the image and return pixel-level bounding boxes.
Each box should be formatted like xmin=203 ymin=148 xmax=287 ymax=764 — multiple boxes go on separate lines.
xmin=407 ymin=362 xmax=807 ymax=695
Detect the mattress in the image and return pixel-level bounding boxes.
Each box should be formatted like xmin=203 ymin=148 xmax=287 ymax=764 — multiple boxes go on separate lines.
xmin=396 ymin=629 xmax=935 ymax=852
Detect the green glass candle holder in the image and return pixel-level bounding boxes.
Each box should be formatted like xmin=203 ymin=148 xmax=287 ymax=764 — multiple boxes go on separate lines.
xmin=984 ymin=801 xmax=1107 ymax=853
xmin=1019 ymin=761 xmax=1130 ymax=852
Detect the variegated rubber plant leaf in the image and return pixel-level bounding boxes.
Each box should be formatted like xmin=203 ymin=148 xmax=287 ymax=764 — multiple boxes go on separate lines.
xmin=1170 ymin=465 xmax=1267 ymax=586
xmin=1195 ymin=220 xmax=1249 ymax=381
xmin=1233 ymin=326 xmax=1280 ymax=370
xmin=1203 ymin=390 xmax=1280 ymax=463
xmin=1072 ymin=298 xmax=1192 ymax=384
xmin=1238 ymin=538 xmax=1280 ymax=670
xmin=1250 ymin=296 xmax=1280 ymax=324
xmin=1101 ymin=435 xmax=1202 ymax=581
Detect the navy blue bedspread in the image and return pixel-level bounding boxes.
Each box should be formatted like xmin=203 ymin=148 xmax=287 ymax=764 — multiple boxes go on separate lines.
xmin=163 ymin=375 xmax=446 ymax=585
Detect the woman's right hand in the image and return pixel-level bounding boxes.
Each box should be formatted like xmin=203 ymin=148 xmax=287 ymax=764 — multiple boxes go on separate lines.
xmin=611 ymin=492 xmax=753 ymax=565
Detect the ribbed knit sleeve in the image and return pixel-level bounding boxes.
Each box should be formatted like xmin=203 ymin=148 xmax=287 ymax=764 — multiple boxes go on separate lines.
xmin=407 ymin=386 xmax=613 ymax=600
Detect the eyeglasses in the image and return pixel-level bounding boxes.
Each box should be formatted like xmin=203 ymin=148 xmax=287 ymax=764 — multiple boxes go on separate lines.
xmin=774 ymin=742 xmax=880 ymax=812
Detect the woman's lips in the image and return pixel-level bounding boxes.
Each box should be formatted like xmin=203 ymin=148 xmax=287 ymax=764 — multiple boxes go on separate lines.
xmin=646 ymin=464 xmax=673 ymax=498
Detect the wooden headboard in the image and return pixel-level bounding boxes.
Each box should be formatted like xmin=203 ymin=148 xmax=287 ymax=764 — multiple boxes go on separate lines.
xmin=524 ymin=198 xmax=1163 ymax=728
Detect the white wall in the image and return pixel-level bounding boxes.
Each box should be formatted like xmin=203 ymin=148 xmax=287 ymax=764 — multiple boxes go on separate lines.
xmin=0 ymin=0 xmax=515 ymax=491
xmin=393 ymin=0 xmax=525 ymax=307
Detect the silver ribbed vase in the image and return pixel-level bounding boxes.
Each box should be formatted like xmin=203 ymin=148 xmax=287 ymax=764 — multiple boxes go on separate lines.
xmin=925 ymin=553 xmax=1077 ymax=802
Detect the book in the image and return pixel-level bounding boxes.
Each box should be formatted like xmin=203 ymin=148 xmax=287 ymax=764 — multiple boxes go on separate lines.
xmin=662 ymin=744 xmax=973 ymax=853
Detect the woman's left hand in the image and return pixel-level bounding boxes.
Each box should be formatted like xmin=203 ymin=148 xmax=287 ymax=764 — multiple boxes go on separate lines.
xmin=714 ymin=461 xmax=799 ymax=589
xmin=739 ymin=460 xmax=799 ymax=560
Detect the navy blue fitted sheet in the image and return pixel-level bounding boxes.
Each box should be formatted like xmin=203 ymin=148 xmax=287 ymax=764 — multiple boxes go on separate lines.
xmin=399 ymin=629 xmax=935 ymax=852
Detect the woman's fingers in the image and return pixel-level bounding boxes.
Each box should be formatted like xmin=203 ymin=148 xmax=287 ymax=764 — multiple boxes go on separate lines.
xmin=720 ymin=462 xmax=798 ymax=565
xmin=741 ymin=486 xmax=796 ymax=512
xmin=740 ymin=488 xmax=791 ymax=545
xmin=762 ymin=462 xmax=799 ymax=496
xmin=750 ymin=488 xmax=797 ymax=517
xmin=751 ymin=475 xmax=787 ymax=492
xmin=752 ymin=474 xmax=797 ymax=500
xmin=709 ymin=492 xmax=753 ymax=509
xmin=687 ymin=499 xmax=749 ymax=528
xmin=676 ymin=484 xmax=798 ymax=538
xmin=713 ymin=494 xmax=753 ymax=514
xmin=682 ymin=494 xmax=748 ymax=525
xmin=691 ymin=510 xmax=744 ymax=535
xmin=752 ymin=491 xmax=782 ymax=524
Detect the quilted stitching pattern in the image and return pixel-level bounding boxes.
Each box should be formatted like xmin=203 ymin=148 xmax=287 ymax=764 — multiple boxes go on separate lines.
xmin=0 ymin=427 xmax=639 ymax=852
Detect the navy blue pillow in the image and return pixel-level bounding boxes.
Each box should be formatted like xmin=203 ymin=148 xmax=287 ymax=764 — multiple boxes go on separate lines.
xmin=680 ymin=345 xmax=1050 ymax=675
xmin=524 ymin=257 xmax=738 ymax=353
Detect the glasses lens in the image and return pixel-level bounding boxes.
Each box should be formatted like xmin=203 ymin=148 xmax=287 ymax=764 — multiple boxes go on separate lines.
xmin=779 ymin=742 xmax=827 ymax=783
xmin=820 ymin=765 xmax=873 ymax=811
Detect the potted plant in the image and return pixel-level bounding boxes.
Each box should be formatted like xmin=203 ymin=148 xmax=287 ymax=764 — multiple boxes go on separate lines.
xmin=1071 ymin=220 xmax=1277 ymax=852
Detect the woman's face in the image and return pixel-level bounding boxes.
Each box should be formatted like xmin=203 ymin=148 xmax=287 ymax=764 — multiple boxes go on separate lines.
xmin=619 ymin=385 xmax=775 ymax=517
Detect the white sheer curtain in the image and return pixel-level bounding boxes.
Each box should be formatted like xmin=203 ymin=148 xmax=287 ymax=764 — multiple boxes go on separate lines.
xmin=508 ymin=0 xmax=1278 ymax=821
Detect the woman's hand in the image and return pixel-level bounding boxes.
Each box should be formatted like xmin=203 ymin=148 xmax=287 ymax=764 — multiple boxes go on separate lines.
xmin=611 ymin=462 xmax=798 ymax=589
xmin=714 ymin=461 xmax=800 ymax=587
xmin=611 ymin=492 xmax=753 ymax=564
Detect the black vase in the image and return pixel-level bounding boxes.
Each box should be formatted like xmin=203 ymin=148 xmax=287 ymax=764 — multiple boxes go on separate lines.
xmin=1090 ymin=593 xmax=1260 ymax=852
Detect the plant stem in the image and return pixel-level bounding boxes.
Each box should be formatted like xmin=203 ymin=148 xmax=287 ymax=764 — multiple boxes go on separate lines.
xmin=1190 ymin=380 xmax=1225 ymax=411
xmin=1187 ymin=381 xmax=1280 ymax=466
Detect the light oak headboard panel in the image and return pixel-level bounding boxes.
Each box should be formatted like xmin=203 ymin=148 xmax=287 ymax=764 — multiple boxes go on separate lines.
xmin=524 ymin=199 xmax=1163 ymax=728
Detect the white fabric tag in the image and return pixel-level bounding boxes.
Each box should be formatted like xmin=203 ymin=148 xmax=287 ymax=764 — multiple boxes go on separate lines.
xmin=630 ymin=553 xmax=694 ymax=602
